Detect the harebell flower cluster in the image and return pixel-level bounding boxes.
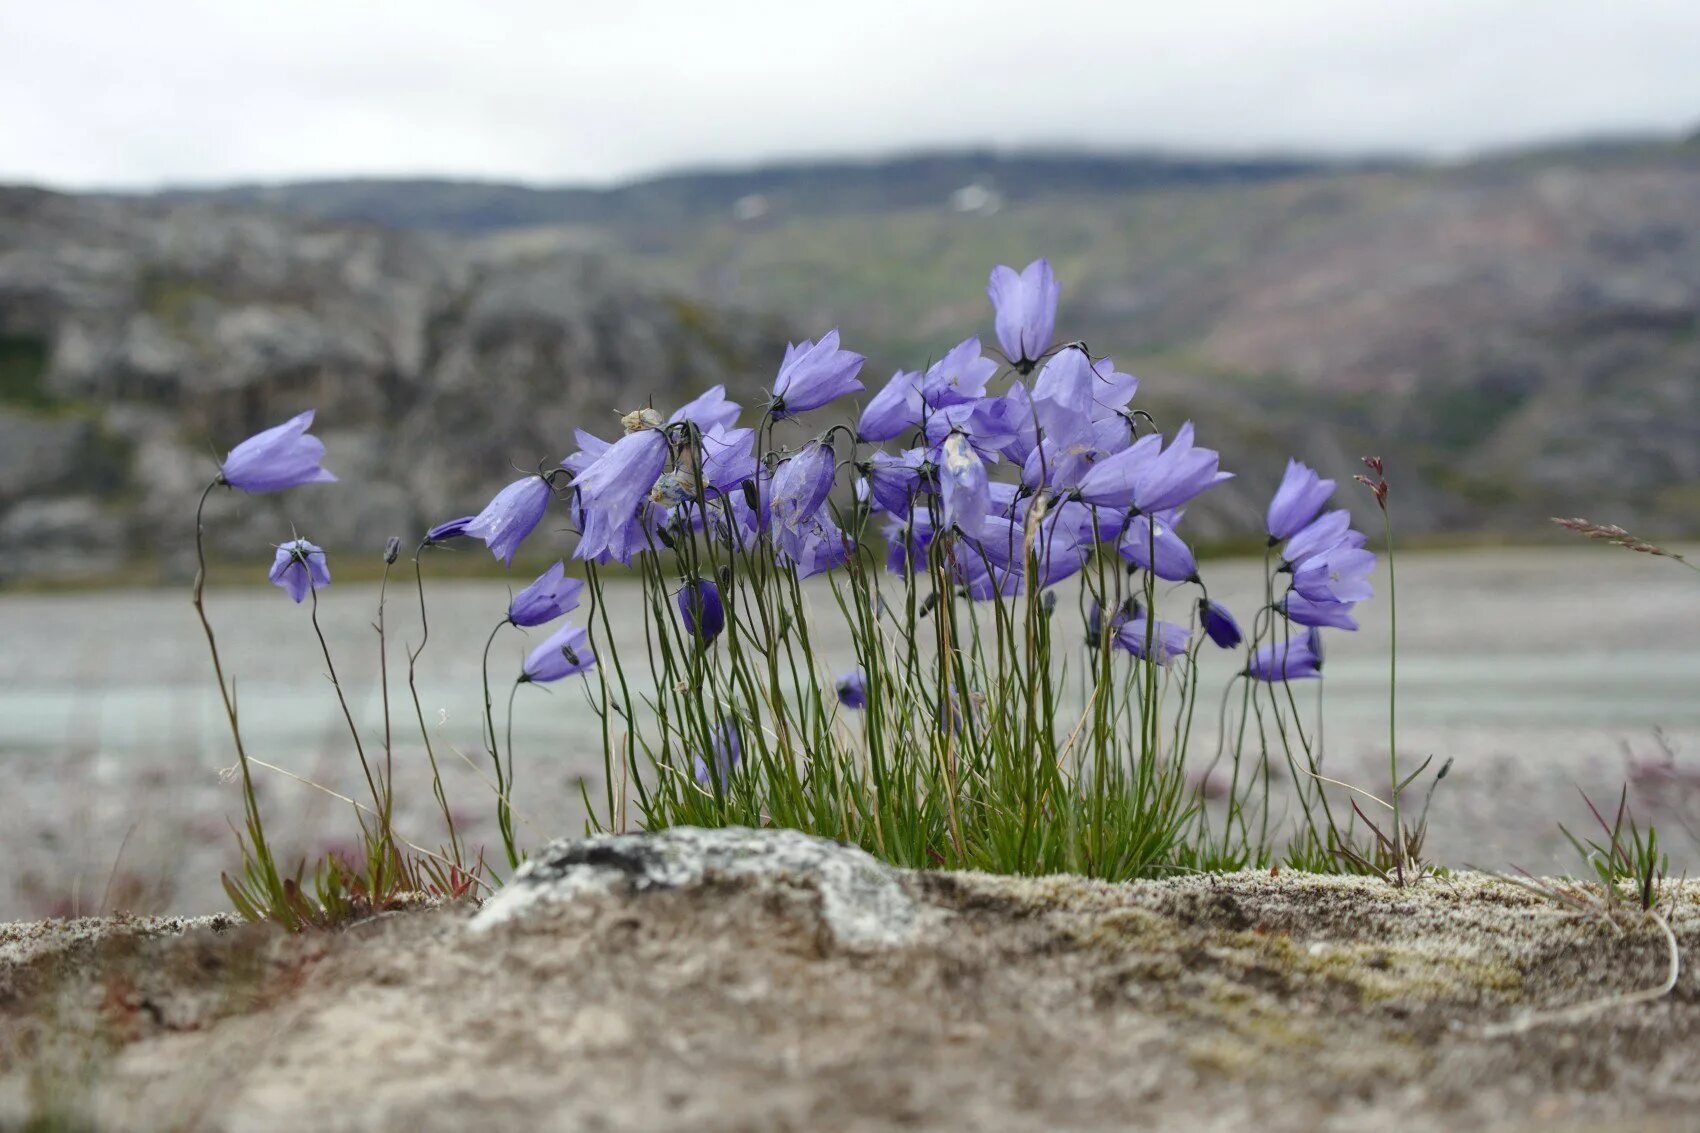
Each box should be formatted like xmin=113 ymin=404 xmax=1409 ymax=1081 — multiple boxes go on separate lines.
xmin=195 ymin=259 xmax=1412 ymax=926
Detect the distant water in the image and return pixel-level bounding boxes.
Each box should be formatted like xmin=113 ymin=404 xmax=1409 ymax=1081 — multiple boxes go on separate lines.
xmin=2 ymin=546 xmax=1697 ymax=919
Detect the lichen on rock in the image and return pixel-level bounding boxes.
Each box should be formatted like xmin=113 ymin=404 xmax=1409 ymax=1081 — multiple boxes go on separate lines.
xmin=472 ymin=825 xmax=926 ymax=948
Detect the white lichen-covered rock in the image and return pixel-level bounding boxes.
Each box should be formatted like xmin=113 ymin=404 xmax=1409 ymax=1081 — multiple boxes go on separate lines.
xmin=471 ymin=826 xmax=922 ymax=948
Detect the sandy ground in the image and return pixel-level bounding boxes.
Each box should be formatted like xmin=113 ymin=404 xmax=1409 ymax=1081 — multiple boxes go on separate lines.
xmin=4 ymin=831 xmax=1699 ymax=1132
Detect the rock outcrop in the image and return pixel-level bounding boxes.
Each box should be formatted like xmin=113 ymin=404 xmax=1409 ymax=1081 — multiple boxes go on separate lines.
xmin=3 ymin=828 xmax=1699 ymax=1131
xmin=0 ymin=187 xmax=787 ymax=580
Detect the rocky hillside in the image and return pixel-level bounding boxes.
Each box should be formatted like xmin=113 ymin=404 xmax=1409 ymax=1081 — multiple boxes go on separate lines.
xmin=611 ymin=139 xmax=1700 ymax=538
xmin=3 ymin=138 xmax=1699 ymax=579
xmin=0 ymin=188 xmax=786 ymax=580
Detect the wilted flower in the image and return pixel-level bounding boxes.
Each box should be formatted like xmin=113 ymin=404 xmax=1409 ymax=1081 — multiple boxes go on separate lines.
xmin=677 ymin=577 xmax=725 ymax=644
xmin=219 ymin=410 xmax=337 ymax=493
xmin=1266 ymin=459 xmax=1336 ymax=541
xmin=987 ymin=258 xmax=1059 ymax=371
xmin=1112 ymin=617 xmax=1190 ymax=665
xmin=769 ymin=330 xmax=865 ymax=417
xmin=770 ymin=440 xmax=837 ymax=532
xmin=938 ymin=432 xmax=990 ymax=535
xmin=508 ymin=561 xmax=584 ymax=627
xmin=836 ymin=669 xmax=868 ymax=710
xmin=692 ymin=720 xmax=743 ymax=789
xmin=424 ymin=515 xmax=476 ymax=545
xmin=1199 ymin=599 xmax=1242 ymax=649
xmin=1247 ymin=629 xmax=1324 ymax=682
xmin=520 ymin=622 xmax=596 ymax=683
xmin=466 ymin=475 xmax=554 ymax=566
xmin=382 ymin=536 xmax=402 ymax=564
xmin=268 ymin=538 xmax=330 ymax=603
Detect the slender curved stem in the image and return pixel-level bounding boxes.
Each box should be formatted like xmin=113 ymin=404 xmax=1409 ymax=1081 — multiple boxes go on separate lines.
xmin=407 ymin=545 xmax=461 ymax=859
xmin=191 ymin=477 xmax=285 ymax=908
xmin=482 ymin=617 xmax=520 ymax=868
xmin=1383 ymin=503 xmax=1403 ymax=884
xmin=308 ymin=580 xmax=383 ymax=824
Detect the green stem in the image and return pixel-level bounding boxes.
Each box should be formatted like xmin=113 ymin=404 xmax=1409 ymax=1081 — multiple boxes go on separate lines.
xmin=1383 ymin=503 xmax=1402 ymax=884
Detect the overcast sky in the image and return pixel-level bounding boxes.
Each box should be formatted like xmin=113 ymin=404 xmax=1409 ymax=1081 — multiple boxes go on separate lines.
xmin=4 ymin=0 xmax=1697 ymax=190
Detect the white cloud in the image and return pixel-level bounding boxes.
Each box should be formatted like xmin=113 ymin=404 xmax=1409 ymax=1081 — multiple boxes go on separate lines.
xmin=3 ymin=0 xmax=1697 ymax=188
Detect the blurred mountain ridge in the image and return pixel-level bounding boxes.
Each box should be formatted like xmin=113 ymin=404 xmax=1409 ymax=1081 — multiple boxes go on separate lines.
xmin=2 ymin=137 xmax=1698 ymax=580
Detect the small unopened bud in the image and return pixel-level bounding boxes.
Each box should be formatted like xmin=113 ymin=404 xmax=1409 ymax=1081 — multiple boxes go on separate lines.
xmin=1041 ymin=590 xmax=1058 ymax=617
xmin=383 ymin=536 xmax=401 ymax=564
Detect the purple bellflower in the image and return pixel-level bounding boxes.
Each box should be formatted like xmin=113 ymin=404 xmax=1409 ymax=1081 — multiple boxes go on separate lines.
xmin=861 ymin=449 xmax=926 ymax=517
xmin=770 ymin=330 xmax=865 ymax=417
xmin=573 ymin=428 xmax=669 ymax=562
xmin=836 ymin=669 xmax=868 ymax=710
xmin=1030 ymin=346 xmax=1097 ymax=451
xmin=777 ymin=516 xmax=851 ymax=578
xmin=1118 ymin=515 xmax=1199 ymax=583
xmin=1199 ymin=600 xmax=1242 ymax=649
xmin=884 ymin=509 xmax=935 ymax=575
xmin=1247 ymin=629 xmax=1324 ymax=682
xmin=520 ymin=621 xmax=596 ymax=683
xmin=465 ymin=475 xmax=553 ymax=566
xmin=424 ymin=515 xmax=476 ymax=545
xmin=696 ymin=425 xmax=758 ymax=495
xmin=858 ymin=370 xmax=924 ymax=442
xmin=1291 ymin=545 xmax=1376 ymax=605
xmin=219 ymin=410 xmax=336 ymax=493
xmin=1075 ymin=432 xmax=1162 ymax=509
xmin=561 ymin=429 xmax=610 ymax=477
xmin=669 ymin=385 xmax=741 ymax=432
xmin=1133 ymin=422 xmax=1232 ymax=514
xmin=919 ymin=338 xmax=998 ymax=408
xmin=770 ymin=440 xmax=837 ymax=532
xmin=508 ymin=561 xmax=584 ymax=627
xmin=1282 ymin=509 xmax=1364 ymax=566
xmin=1090 ymin=358 xmax=1139 ymax=418
xmin=677 ymin=577 xmax=726 ymax=644
xmin=988 ymin=258 xmax=1059 ymax=371
xmin=1282 ymin=591 xmax=1360 ymax=631
xmin=1267 ymin=459 xmax=1337 ymax=541
xmin=1112 ymin=617 xmax=1191 ymax=665
xmin=268 ymin=538 xmax=331 ymax=603
xmin=693 ymin=720 xmax=743 ymax=789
